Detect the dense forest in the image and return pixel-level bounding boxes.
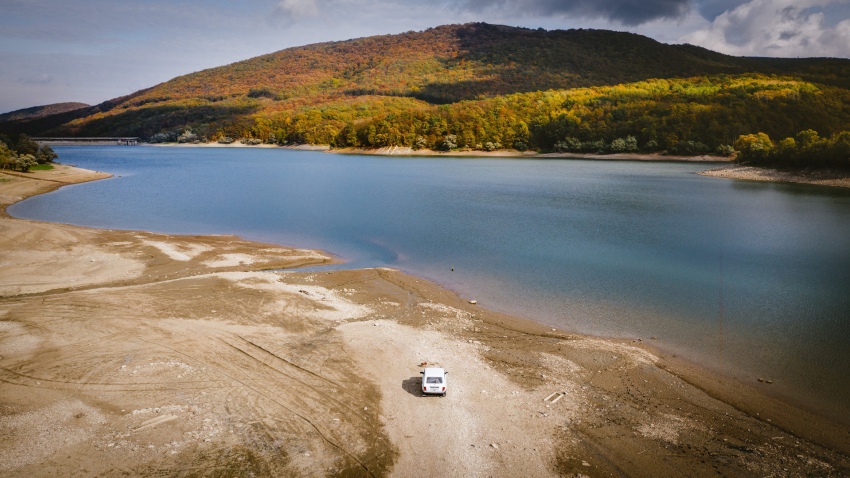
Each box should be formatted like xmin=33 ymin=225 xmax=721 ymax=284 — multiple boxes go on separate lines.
xmin=2 ymin=23 xmax=850 ymax=167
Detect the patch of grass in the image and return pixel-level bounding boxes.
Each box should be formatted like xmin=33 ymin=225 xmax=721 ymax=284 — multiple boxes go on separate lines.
xmin=30 ymin=164 xmax=54 ymax=170
xmin=0 ymin=178 xmax=13 ymax=182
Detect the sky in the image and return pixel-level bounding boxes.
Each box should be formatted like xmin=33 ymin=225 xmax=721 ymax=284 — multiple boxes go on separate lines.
xmin=1 ymin=0 xmax=850 ymax=114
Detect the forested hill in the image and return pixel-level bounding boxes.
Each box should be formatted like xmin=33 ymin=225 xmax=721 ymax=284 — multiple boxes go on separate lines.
xmin=3 ymin=22 xmax=850 ymax=160
xmin=0 ymin=102 xmax=89 ymax=123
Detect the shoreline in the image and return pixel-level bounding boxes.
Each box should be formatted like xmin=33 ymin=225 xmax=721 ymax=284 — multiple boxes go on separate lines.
xmin=699 ymin=164 xmax=850 ymax=188
xmin=148 ymin=141 xmax=850 ymax=189
xmin=1 ymin=164 xmax=848 ymax=476
xmin=141 ymin=141 xmax=732 ymax=162
xmin=331 ymin=146 xmax=732 ymax=162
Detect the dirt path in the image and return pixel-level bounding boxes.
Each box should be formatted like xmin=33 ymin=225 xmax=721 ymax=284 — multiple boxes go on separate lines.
xmin=0 ymin=167 xmax=848 ymax=477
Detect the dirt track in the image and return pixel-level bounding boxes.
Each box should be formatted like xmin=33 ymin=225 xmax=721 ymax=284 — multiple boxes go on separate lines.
xmin=1 ymin=166 xmax=848 ymax=477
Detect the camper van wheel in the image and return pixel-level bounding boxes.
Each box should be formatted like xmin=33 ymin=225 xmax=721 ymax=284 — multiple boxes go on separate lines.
xmin=441 ymin=392 xmax=446 ymax=397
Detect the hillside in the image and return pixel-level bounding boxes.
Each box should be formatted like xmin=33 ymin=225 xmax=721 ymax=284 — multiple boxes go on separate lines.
xmin=3 ymin=22 xmax=850 ymax=159
xmin=0 ymin=102 xmax=89 ymax=123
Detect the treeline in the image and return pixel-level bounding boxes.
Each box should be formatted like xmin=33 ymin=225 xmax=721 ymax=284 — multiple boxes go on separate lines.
xmin=0 ymin=134 xmax=58 ymax=171
xmin=735 ymin=130 xmax=850 ymax=168
xmin=193 ymin=75 xmax=848 ymax=157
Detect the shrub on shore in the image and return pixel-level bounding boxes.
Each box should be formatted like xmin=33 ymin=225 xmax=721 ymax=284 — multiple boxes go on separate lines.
xmin=0 ymin=141 xmax=15 ymax=169
xmin=15 ymin=154 xmax=37 ymax=172
xmin=735 ymin=130 xmax=850 ymax=168
xmin=0 ymin=135 xmax=59 ymax=166
xmin=178 ymin=129 xmax=198 ymax=143
xmin=35 ymin=144 xmax=57 ymax=163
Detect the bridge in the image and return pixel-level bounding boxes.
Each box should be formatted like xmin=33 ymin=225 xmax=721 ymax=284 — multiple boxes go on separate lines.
xmin=33 ymin=137 xmax=140 ymax=145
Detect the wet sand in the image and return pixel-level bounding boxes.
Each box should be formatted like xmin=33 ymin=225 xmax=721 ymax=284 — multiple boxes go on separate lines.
xmin=0 ymin=165 xmax=848 ymax=477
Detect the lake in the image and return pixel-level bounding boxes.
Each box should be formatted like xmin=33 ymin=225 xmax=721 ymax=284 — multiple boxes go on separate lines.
xmin=10 ymin=146 xmax=850 ymax=423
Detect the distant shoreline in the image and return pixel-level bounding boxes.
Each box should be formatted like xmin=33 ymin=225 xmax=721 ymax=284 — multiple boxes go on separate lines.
xmin=145 ymin=141 xmax=732 ymax=162
xmin=42 ymin=141 xmax=850 ymax=188
xmin=699 ymin=164 xmax=850 ymax=188
xmin=330 ymin=146 xmax=733 ymax=161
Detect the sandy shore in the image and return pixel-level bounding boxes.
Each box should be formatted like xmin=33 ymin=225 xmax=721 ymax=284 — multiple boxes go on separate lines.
xmin=142 ymin=142 xmax=731 ymax=162
xmin=0 ymin=165 xmax=848 ymax=477
xmin=332 ymin=146 xmax=732 ymax=162
xmin=149 ymin=143 xmax=331 ymax=151
xmin=700 ymin=164 xmax=850 ymax=188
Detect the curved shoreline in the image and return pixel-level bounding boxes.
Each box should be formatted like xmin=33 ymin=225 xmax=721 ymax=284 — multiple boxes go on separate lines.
xmin=147 ymin=141 xmax=850 ymax=189
xmin=1 ymin=164 xmax=848 ymax=475
xmin=144 ymin=141 xmax=732 ymax=162
xmin=699 ymin=164 xmax=850 ymax=188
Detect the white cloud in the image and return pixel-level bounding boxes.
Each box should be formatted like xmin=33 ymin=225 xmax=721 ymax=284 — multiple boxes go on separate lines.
xmin=17 ymin=73 xmax=53 ymax=84
xmin=681 ymin=0 xmax=850 ymax=57
xmin=273 ymin=0 xmax=320 ymax=20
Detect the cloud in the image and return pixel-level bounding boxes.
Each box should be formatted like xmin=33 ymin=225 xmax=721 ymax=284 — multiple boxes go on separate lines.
xmin=695 ymin=0 xmax=748 ymax=20
xmin=273 ymin=0 xmax=321 ymax=20
xmin=681 ymin=0 xmax=850 ymax=57
xmin=449 ymin=0 xmax=691 ymax=26
xmin=17 ymin=73 xmax=53 ymax=84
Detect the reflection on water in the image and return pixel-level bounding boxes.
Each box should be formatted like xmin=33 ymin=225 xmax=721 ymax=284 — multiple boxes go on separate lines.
xmin=10 ymin=146 xmax=850 ymax=423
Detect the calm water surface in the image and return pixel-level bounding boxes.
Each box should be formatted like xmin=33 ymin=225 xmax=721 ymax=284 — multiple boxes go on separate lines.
xmin=11 ymin=146 xmax=850 ymax=422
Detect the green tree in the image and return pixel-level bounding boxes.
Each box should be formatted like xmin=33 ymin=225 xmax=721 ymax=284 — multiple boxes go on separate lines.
xmin=15 ymin=154 xmax=37 ymax=172
xmin=35 ymin=145 xmax=58 ymax=164
xmin=625 ymin=135 xmax=638 ymax=151
xmin=13 ymin=134 xmax=39 ymax=156
xmin=610 ymin=138 xmax=627 ymax=152
xmin=0 ymin=141 xmax=16 ymax=169
xmin=734 ymin=133 xmax=773 ymax=163
xmin=828 ymin=132 xmax=850 ymax=167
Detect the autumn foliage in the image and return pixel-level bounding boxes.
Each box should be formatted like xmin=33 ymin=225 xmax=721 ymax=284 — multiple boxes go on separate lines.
xmin=2 ymin=23 xmax=849 ymax=166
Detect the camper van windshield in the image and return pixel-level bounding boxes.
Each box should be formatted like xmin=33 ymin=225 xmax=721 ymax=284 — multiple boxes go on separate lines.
xmin=426 ymin=377 xmax=442 ymax=384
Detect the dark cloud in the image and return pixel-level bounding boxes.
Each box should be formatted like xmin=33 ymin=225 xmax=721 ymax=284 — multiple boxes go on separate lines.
xmin=452 ymin=0 xmax=690 ymax=25
xmin=695 ymin=0 xmax=748 ymax=20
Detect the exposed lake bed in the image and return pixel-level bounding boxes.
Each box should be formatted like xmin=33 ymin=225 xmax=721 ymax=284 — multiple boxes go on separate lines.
xmin=13 ymin=146 xmax=850 ymax=420
xmin=1 ymin=147 xmax=849 ymax=476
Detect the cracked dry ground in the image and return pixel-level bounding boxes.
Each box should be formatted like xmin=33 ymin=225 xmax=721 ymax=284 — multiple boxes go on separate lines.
xmin=1 ymin=169 xmax=849 ymax=477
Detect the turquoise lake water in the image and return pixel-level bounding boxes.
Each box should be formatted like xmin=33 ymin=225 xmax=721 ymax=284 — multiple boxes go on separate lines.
xmin=10 ymin=146 xmax=850 ymax=422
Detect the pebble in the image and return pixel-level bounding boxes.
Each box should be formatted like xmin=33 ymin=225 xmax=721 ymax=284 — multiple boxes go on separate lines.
xmin=582 ymin=461 xmax=591 ymax=467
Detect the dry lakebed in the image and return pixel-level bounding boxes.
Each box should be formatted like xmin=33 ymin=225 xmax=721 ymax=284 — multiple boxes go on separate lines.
xmin=0 ymin=164 xmax=848 ymax=477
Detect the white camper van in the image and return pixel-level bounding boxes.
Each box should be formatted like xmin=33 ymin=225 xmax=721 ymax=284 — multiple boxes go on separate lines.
xmin=420 ymin=367 xmax=448 ymax=397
